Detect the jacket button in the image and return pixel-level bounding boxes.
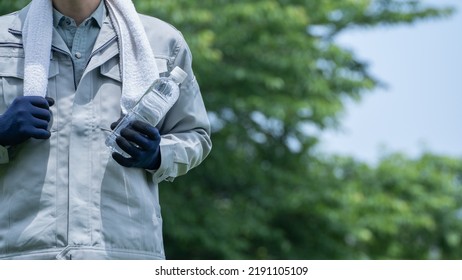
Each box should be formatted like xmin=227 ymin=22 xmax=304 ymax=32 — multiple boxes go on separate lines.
xmin=75 ymin=52 xmax=82 ymax=59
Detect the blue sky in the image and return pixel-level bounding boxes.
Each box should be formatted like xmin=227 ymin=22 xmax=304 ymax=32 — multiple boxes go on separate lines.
xmin=319 ymin=0 xmax=462 ymax=164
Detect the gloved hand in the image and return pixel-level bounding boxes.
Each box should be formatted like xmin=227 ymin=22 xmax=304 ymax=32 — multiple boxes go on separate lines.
xmin=110 ymin=119 xmax=161 ymax=170
xmin=0 ymin=96 xmax=55 ymax=146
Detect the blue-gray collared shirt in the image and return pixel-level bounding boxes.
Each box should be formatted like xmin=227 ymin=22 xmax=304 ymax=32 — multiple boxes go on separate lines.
xmin=53 ymin=1 xmax=105 ymax=85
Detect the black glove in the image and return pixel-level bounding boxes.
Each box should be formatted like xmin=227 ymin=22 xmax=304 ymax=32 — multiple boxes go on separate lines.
xmin=0 ymin=96 xmax=54 ymax=146
xmin=110 ymin=119 xmax=161 ymax=170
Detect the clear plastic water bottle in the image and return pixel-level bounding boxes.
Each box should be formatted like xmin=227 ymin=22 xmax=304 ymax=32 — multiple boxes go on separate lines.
xmin=106 ymin=66 xmax=188 ymax=157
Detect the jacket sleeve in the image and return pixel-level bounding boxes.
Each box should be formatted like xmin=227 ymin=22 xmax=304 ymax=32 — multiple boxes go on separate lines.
xmin=151 ymin=33 xmax=212 ymax=183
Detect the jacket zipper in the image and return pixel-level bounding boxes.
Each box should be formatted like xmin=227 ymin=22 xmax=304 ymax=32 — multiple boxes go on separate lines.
xmin=51 ymin=46 xmax=79 ymax=89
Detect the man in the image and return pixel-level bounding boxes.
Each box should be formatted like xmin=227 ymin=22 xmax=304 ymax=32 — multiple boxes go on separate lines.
xmin=0 ymin=0 xmax=211 ymax=260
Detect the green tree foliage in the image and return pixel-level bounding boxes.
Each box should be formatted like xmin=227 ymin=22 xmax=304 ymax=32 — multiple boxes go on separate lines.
xmin=132 ymin=0 xmax=458 ymax=259
xmin=0 ymin=0 xmax=459 ymax=259
xmin=0 ymin=0 xmax=30 ymax=14
xmin=291 ymin=153 xmax=462 ymax=259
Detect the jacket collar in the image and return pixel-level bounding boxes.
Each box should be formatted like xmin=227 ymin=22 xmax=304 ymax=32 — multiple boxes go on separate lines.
xmin=8 ymin=3 xmax=117 ymax=55
xmin=7 ymin=3 xmax=30 ymax=38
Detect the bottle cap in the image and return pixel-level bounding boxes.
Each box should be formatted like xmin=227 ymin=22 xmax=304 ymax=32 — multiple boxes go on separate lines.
xmin=170 ymin=66 xmax=188 ymax=84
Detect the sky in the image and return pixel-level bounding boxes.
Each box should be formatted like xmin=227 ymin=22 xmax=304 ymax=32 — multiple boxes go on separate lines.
xmin=318 ymin=0 xmax=462 ymax=164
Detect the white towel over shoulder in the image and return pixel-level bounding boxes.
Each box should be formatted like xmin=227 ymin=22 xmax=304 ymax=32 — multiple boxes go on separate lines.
xmin=23 ymin=0 xmax=159 ymax=114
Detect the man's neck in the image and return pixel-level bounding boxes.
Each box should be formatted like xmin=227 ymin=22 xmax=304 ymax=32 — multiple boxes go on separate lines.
xmin=52 ymin=0 xmax=102 ymax=26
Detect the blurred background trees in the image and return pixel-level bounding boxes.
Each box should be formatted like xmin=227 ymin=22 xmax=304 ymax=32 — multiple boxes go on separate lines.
xmin=1 ymin=0 xmax=461 ymax=259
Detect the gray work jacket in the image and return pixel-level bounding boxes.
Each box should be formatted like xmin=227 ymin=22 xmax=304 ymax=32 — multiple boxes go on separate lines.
xmin=0 ymin=4 xmax=211 ymax=259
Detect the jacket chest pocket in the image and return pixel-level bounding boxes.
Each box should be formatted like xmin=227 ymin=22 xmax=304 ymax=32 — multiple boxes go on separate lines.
xmin=98 ymin=55 xmax=123 ymax=131
xmin=0 ymin=55 xmax=60 ymax=114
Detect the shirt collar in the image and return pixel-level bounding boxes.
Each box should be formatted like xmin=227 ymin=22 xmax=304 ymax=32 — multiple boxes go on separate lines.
xmin=53 ymin=0 xmax=106 ymax=28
